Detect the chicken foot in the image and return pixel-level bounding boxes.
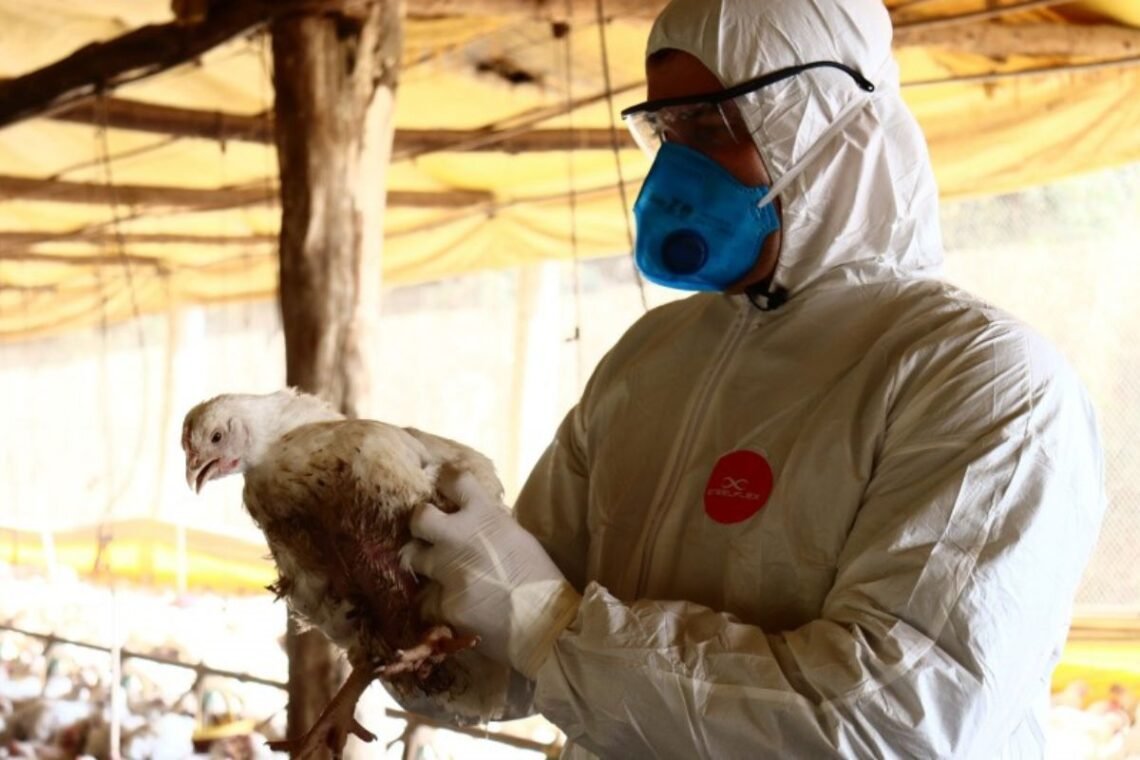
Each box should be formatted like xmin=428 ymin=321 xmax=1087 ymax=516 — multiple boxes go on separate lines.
xmin=266 ymin=664 xmax=377 ymax=759
xmin=377 ymin=625 xmax=479 ymax=680
xmin=266 ymin=628 xmax=478 ymax=758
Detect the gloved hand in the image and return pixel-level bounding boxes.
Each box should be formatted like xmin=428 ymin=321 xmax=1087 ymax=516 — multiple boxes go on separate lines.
xmin=401 ymin=469 xmax=581 ymax=679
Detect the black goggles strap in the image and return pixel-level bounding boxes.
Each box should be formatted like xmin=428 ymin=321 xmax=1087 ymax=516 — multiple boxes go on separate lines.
xmin=621 ymin=61 xmax=875 ymax=118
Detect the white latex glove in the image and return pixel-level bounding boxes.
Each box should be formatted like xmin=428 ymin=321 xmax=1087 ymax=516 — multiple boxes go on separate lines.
xmin=401 ymin=469 xmax=581 ymax=679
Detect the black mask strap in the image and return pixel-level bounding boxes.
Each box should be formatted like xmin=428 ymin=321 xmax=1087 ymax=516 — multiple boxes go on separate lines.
xmin=744 ymin=281 xmax=789 ymax=311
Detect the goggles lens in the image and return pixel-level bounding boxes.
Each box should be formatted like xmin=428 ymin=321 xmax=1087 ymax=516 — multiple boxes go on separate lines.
xmin=624 ymin=100 xmax=749 ymax=157
xmin=622 ymin=60 xmax=874 ymax=159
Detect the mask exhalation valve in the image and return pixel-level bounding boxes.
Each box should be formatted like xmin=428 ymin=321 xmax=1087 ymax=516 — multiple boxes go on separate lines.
xmin=662 ymin=229 xmax=709 ymax=274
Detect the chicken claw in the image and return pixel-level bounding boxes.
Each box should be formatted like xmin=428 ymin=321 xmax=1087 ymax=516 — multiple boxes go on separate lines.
xmin=267 ymin=665 xmax=377 ymax=759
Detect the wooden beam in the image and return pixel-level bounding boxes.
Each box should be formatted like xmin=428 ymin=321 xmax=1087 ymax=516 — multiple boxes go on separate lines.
xmin=0 ymin=0 xmax=288 ymax=129
xmin=0 ymin=174 xmax=271 ymax=208
xmin=0 ymin=179 xmax=633 ymax=251
xmin=47 ymin=97 xmax=640 ymax=152
xmin=895 ymin=22 xmax=1140 ymax=58
xmin=394 ymin=79 xmax=645 ymax=160
xmin=399 ymin=126 xmax=636 ymax=153
xmin=0 ymin=251 xmax=167 ymax=268
xmin=894 ymin=0 xmax=1074 ymax=30
xmin=0 ymin=231 xmax=276 ymax=248
xmin=0 ymin=0 xmax=648 ymax=133
xmin=0 ymin=174 xmax=494 ymax=209
xmin=42 ymin=10 xmax=1140 ymax=153
xmin=405 ymin=0 xmax=664 ymax=18
xmin=51 ymin=98 xmax=273 ymax=143
xmin=903 ymin=54 xmax=1140 ymax=87
xmin=0 ymin=0 xmax=1113 ymax=136
xmin=409 ymin=0 xmax=1070 ymax=21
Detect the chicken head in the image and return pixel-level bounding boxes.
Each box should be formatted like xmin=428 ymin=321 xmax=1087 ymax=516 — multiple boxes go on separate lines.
xmin=181 ymin=397 xmax=252 ymax=493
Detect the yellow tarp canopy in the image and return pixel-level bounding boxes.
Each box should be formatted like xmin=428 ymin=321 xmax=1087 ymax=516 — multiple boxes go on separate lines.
xmin=3 ymin=520 xmax=274 ymax=594
xmin=0 ymin=0 xmax=1138 ymax=340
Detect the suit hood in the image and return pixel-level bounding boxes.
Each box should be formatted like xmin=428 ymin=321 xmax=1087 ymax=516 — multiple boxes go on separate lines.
xmin=646 ymin=0 xmax=944 ymax=296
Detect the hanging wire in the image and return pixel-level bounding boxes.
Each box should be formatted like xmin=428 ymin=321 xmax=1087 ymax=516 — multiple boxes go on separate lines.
xmin=561 ymin=4 xmax=585 ymax=390
xmin=593 ymin=0 xmax=647 ymax=313
xmin=92 ymin=94 xmax=120 ymax=576
xmin=12 ymin=231 xmax=32 ymax=540
xmin=94 ymin=92 xmax=155 ymax=575
xmin=257 ymin=30 xmax=283 ymax=341
xmin=90 ymin=183 xmax=114 ymax=578
xmin=48 ymin=136 xmax=182 ymax=184
xmin=212 ymin=98 xmax=240 ymax=334
xmin=96 ymin=93 xmax=145 ymax=334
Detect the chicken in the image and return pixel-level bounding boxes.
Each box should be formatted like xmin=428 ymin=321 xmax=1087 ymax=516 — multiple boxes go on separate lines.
xmin=1053 ymin=680 xmax=1092 ymax=710
xmin=1087 ymin=684 xmax=1138 ymax=724
xmin=181 ymin=389 xmax=513 ymax=758
xmin=0 ymin=699 xmax=93 ymax=746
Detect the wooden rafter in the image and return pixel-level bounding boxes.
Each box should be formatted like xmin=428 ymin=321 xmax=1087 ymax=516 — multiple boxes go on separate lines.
xmin=894 ymin=22 xmax=1140 ymax=56
xmin=0 ymin=0 xmax=657 ymax=132
xmin=904 ymin=54 xmax=1140 ymax=87
xmin=32 ymin=16 xmax=1140 ymax=157
xmin=405 ymin=0 xmax=664 ymax=18
xmin=0 ymin=231 xmax=275 ymax=248
xmin=51 ymin=98 xmax=273 ymax=144
xmin=0 ymin=174 xmax=271 ymax=208
xmin=0 ymin=0 xmax=287 ymax=129
xmin=0 ymin=250 xmax=169 ymax=268
xmin=48 ymin=97 xmax=639 ymax=151
xmin=0 ymin=0 xmax=1125 ymax=134
xmin=0 ymin=174 xmax=494 ymax=209
xmin=894 ymin=0 xmax=1074 ymax=30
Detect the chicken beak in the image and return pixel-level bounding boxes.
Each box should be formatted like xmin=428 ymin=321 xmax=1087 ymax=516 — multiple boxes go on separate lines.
xmin=186 ymin=458 xmax=217 ymax=494
xmin=186 ymin=462 xmax=201 ymax=493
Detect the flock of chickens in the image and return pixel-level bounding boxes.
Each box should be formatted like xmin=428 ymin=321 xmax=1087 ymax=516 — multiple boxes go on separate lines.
xmin=1048 ymin=681 xmax=1140 ymax=759
xmin=0 ymin=653 xmax=279 ymax=759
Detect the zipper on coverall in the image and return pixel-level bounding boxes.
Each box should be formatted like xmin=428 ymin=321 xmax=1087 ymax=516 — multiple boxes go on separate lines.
xmin=634 ymin=298 xmax=756 ymax=597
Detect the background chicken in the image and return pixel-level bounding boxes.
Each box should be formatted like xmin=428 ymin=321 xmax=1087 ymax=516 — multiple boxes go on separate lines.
xmin=181 ymin=389 xmax=517 ymax=757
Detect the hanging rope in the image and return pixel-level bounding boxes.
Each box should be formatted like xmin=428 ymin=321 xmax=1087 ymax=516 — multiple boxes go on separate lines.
xmin=593 ymin=0 xmax=647 ymax=313
xmin=257 ymin=30 xmax=281 ymax=334
xmin=93 ymin=92 xmax=154 ymax=577
xmin=562 ymin=3 xmax=585 ymax=389
xmin=96 ymin=92 xmax=144 ymax=332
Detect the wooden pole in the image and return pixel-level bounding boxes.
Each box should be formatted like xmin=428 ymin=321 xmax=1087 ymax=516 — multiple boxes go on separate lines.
xmin=270 ymin=0 xmax=403 ymax=745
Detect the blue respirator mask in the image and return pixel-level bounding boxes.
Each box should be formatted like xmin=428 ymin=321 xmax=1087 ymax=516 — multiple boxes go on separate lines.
xmin=632 ymin=143 xmax=779 ymax=291
xmin=622 ymin=60 xmax=875 ymax=292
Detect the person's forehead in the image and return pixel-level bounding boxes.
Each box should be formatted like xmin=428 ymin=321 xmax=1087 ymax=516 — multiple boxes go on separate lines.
xmin=645 ymin=49 xmax=726 ymax=103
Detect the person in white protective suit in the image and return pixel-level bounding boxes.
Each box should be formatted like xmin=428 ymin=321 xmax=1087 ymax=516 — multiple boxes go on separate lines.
xmin=401 ymin=0 xmax=1107 ymax=757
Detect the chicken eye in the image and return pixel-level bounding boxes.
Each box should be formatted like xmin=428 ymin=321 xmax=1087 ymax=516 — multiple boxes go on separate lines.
xmin=211 ymin=431 xmax=223 ymax=444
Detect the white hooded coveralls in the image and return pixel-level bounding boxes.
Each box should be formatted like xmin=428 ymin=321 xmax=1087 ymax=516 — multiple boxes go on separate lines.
xmin=511 ymin=0 xmax=1107 ymax=757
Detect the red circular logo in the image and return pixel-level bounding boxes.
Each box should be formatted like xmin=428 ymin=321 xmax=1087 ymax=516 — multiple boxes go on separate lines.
xmin=703 ymin=450 xmax=774 ymax=524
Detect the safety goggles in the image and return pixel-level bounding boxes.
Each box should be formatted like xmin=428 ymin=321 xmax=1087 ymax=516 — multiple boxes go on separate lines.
xmin=621 ymin=61 xmax=875 ymax=158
